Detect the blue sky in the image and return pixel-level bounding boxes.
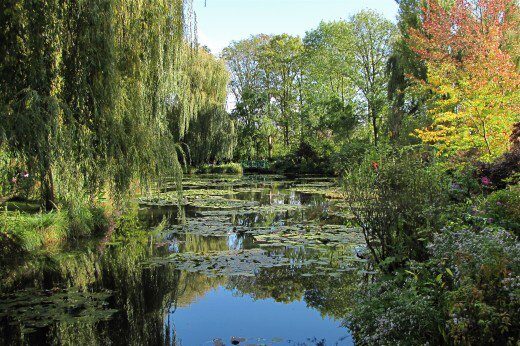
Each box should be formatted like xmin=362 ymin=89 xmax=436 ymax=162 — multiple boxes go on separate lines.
xmin=193 ymin=0 xmax=399 ymax=55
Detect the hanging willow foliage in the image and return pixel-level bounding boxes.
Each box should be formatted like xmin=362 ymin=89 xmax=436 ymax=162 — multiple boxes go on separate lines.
xmin=170 ymin=45 xmax=230 ymax=139
xmin=178 ymin=47 xmax=235 ymax=165
xmin=0 ymin=0 xmax=228 ymax=209
xmin=184 ymin=107 xmax=236 ymax=166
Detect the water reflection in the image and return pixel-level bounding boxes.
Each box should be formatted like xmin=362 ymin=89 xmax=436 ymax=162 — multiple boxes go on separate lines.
xmin=170 ymin=286 xmax=352 ymax=346
xmin=0 ymin=175 xmax=361 ymax=345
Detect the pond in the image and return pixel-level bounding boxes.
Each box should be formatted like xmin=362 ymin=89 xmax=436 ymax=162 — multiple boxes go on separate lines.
xmin=0 ymin=175 xmax=369 ymax=346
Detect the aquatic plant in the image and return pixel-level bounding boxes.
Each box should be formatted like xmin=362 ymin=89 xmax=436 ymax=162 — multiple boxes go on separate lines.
xmin=0 ymin=288 xmax=116 ymax=334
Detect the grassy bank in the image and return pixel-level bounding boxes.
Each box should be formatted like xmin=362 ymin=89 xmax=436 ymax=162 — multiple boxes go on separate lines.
xmin=0 ymin=204 xmax=110 ymax=257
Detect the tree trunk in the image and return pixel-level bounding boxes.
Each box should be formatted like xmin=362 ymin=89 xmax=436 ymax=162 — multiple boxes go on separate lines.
xmin=41 ymin=165 xmax=56 ymax=211
xmin=371 ymin=106 xmax=379 ymax=147
xmin=268 ymin=135 xmax=273 ymax=159
xmin=285 ymin=124 xmax=290 ymax=147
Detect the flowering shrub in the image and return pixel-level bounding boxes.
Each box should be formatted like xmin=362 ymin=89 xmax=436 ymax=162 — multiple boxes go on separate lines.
xmin=430 ymin=228 xmax=520 ymax=344
xmin=347 ymin=275 xmax=444 ymax=346
xmin=348 ymin=228 xmax=520 ymax=345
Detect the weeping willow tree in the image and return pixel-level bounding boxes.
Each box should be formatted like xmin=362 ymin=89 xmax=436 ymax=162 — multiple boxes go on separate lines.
xmin=180 ymin=47 xmax=236 ymax=166
xmin=0 ymin=0 xmax=223 ymax=209
xmin=184 ymin=107 xmax=236 ymax=166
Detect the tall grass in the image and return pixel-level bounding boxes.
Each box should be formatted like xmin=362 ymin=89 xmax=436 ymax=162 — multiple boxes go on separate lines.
xmin=0 ymin=211 xmax=68 ymax=252
xmin=0 ymin=205 xmax=109 ymax=256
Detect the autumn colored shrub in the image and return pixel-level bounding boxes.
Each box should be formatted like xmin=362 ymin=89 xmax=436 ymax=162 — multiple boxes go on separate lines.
xmin=412 ymin=0 xmax=520 ymax=162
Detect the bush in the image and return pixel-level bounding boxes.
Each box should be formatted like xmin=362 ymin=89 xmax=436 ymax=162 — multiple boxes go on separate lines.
xmin=66 ymin=203 xmax=109 ymax=238
xmin=330 ymin=139 xmax=370 ymax=173
xmin=0 ymin=204 xmax=110 ymax=257
xmin=344 ymin=148 xmax=449 ymax=271
xmin=0 ymin=210 xmax=69 ymax=254
xmin=430 ymin=228 xmax=520 ymax=344
xmin=271 ymin=141 xmax=335 ymax=175
xmin=0 ymin=147 xmax=35 ymax=200
xmin=477 ymin=122 xmax=520 ymax=189
xmin=196 ymin=162 xmax=243 ymax=174
xmin=484 ymin=185 xmax=520 ymax=236
xmin=349 ymin=227 xmax=520 ymax=345
xmin=348 ymin=276 xmax=444 ymax=346
xmin=271 ymin=156 xmax=332 ymax=175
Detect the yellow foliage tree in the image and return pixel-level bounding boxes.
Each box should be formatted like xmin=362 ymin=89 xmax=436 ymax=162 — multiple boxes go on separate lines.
xmin=412 ymin=0 xmax=520 ymax=161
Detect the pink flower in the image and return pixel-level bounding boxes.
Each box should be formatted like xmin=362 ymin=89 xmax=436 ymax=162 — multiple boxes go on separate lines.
xmin=481 ymin=176 xmax=491 ymax=186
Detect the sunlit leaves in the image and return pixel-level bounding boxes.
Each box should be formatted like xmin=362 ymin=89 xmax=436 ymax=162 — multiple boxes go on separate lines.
xmin=412 ymin=0 xmax=520 ymax=161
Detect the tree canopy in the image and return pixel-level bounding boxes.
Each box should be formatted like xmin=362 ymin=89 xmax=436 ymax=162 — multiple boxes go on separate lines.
xmin=0 ymin=0 xmax=231 ymax=208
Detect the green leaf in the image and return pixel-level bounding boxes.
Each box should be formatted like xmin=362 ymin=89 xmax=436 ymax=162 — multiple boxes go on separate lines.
xmin=405 ymin=270 xmax=418 ymax=280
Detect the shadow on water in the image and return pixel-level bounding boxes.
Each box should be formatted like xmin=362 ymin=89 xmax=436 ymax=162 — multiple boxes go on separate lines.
xmin=0 ymin=175 xmax=367 ymax=345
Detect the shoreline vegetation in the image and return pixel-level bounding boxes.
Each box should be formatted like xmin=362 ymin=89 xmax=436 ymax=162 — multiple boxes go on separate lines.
xmin=1 ymin=0 xmax=519 ymax=344
xmin=1 ymin=202 xmax=111 ymax=257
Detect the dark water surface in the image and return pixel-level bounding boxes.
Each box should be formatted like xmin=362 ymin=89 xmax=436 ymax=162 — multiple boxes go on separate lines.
xmin=1 ymin=175 xmax=366 ymax=345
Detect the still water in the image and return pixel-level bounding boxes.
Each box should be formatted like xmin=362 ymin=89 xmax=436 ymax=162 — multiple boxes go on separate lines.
xmin=1 ymin=175 xmax=366 ymax=345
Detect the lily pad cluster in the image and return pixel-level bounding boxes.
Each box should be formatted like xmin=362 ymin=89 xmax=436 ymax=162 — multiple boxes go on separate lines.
xmin=144 ymin=175 xmax=367 ymax=278
xmin=147 ymin=247 xmax=365 ymax=278
xmin=254 ymin=225 xmax=364 ymax=249
xmin=194 ymin=203 xmax=304 ymax=218
xmin=289 ymin=186 xmax=344 ymax=199
xmin=146 ymin=249 xmax=290 ymax=277
xmin=187 ymin=197 xmax=260 ymax=210
xmin=0 ymin=288 xmax=116 ymax=333
xmin=164 ymin=216 xmax=237 ymax=236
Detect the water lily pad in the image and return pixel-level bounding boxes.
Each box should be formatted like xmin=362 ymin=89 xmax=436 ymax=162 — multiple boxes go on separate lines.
xmin=146 ymin=249 xmax=291 ymax=277
xmin=0 ymin=288 xmax=116 ymax=332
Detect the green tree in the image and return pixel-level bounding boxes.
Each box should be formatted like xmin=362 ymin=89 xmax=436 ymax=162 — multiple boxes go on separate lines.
xmin=259 ymin=34 xmax=304 ymax=149
xmin=301 ymin=21 xmax=358 ymax=152
xmin=349 ymin=11 xmax=397 ymax=147
xmin=386 ymin=0 xmax=428 ymax=143
xmin=177 ymin=47 xmax=233 ymax=166
xmin=222 ymin=35 xmax=273 ymax=159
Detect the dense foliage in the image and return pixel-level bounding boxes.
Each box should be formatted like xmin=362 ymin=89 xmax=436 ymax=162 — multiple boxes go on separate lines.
xmin=180 ymin=48 xmax=236 ymax=166
xmin=345 ymin=149 xmax=448 ymax=271
xmin=1 ymin=0 xmax=519 ymax=344
xmin=222 ymin=12 xmax=397 ymax=172
xmin=412 ymin=0 xmax=520 ymax=161
xmin=0 ymin=0 xmax=231 ymax=211
xmin=343 ymin=1 xmax=520 ymax=344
